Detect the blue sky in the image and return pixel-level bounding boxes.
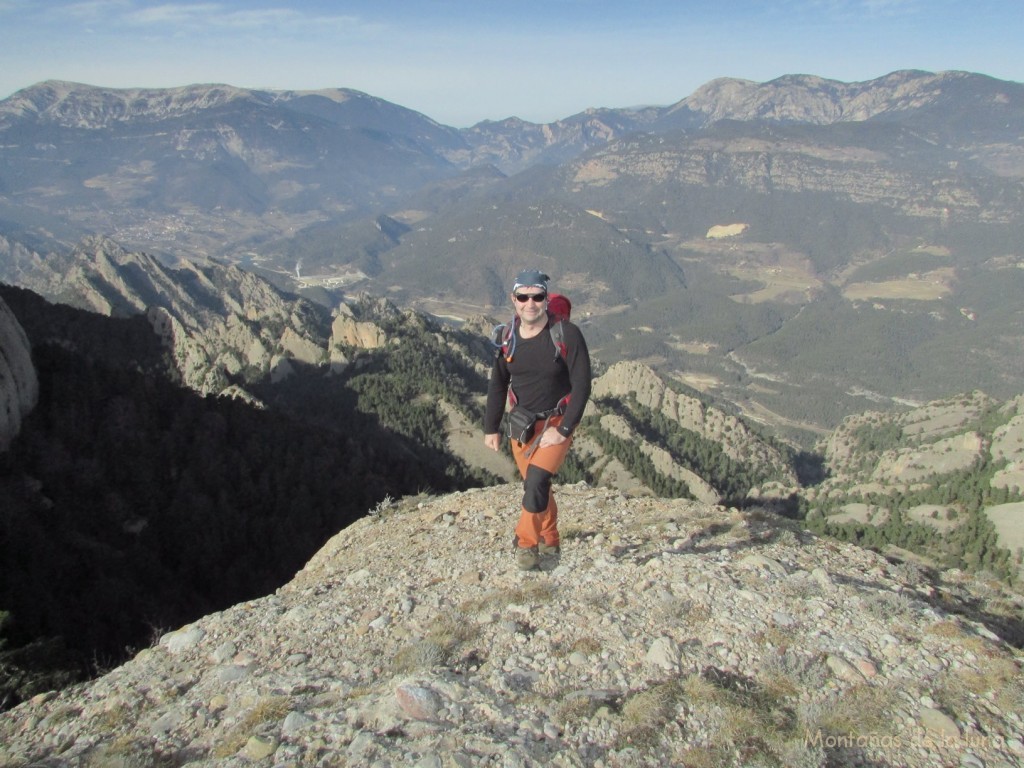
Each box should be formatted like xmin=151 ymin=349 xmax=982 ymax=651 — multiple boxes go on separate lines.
xmin=0 ymin=1 xmax=1021 ymax=127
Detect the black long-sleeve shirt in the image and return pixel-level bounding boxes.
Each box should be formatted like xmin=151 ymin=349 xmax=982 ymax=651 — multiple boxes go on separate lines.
xmin=484 ymin=319 xmax=591 ymax=435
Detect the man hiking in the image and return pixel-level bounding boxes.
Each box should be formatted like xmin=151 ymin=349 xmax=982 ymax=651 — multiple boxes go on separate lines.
xmin=484 ymin=269 xmax=592 ymax=571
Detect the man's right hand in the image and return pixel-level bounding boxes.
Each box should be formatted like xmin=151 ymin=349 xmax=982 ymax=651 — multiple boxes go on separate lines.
xmin=484 ymin=433 xmax=501 ymax=452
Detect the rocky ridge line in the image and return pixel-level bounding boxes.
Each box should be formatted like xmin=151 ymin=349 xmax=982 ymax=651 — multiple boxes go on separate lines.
xmin=1 ymin=483 xmax=1021 ymax=767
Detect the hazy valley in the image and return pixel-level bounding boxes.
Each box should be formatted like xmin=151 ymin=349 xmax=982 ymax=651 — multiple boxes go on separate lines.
xmin=3 ymin=70 xmax=1023 ymax=440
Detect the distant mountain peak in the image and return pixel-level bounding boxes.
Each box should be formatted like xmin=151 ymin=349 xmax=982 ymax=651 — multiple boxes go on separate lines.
xmin=2 ymin=80 xmax=262 ymax=128
xmin=667 ymin=69 xmax=1023 ymax=127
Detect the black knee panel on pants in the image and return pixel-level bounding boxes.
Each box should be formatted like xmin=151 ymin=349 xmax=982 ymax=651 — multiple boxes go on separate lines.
xmin=523 ymin=465 xmax=554 ymax=513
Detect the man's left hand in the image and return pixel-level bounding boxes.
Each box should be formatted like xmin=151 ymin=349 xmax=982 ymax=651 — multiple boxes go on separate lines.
xmin=539 ymin=427 xmax=568 ymax=449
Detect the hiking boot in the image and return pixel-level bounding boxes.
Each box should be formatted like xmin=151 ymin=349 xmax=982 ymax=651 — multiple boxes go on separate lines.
xmin=516 ymin=546 xmax=539 ymax=571
xmin=538 ymin=541 xmax=560 ymax=556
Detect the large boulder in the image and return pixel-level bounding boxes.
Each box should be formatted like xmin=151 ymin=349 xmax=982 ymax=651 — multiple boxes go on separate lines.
xmin=0 ymin=295 xmax=38 ymax=450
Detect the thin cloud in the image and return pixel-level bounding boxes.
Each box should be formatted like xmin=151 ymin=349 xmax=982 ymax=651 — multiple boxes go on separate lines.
xmin=800 ymin=0 xmax=925 ymax=20
xmin=123 ymin=4 xmax=223 ymax=26
xmin=63 ymin=0 xmax=134 ymax=21
xmin=23 ymin=1 xmax=370 ymax=36
xmin=862 ymin=0 xmax=921 ymax=14
xmin=93 ymin=2 xmax=370 ymax=34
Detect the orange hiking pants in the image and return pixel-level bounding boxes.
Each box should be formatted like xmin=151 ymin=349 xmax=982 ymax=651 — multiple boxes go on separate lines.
xmin=510 ymin=414 xmax=572 ymax=549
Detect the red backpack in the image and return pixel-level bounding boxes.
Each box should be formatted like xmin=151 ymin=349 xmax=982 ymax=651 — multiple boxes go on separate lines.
xmin=547 ymin=293 xmax=571 ymax=324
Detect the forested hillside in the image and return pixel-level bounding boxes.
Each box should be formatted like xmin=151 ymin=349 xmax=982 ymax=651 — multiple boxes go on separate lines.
xmin=804 ymin=394 xmax=1024 ymax=592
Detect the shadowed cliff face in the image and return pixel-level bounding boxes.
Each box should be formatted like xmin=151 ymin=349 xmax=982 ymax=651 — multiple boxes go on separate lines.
xmin=0 ymin=295 xmax=37 ymax=451
xmin=0 ymin=483 xmax=1021 ymax=767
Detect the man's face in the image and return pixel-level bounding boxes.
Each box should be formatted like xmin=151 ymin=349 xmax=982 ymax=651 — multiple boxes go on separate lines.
xmin=513 ymin=287 xmax=548 ymax=322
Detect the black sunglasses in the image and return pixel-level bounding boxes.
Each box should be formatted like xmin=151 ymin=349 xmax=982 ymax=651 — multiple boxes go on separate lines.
xmin=514 ymin=292 xmax=547 ymax=303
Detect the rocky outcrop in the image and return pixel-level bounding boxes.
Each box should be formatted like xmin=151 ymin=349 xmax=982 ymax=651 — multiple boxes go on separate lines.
xmin=0 ymin=295 xmax=37 ymax=451
xmin=330 ymin=305 xmax=387 ymax=350
xmin=593 ymin=361 xmax=798 ymax=490
xmin=10 ymin=236 xmax=333 ymax=398
xmin=0 ymin=236 xmax=57 ymax=293
xmin=147 ymin=307 xmax=228 ymax=395
xmin=279 ymin=328 xmax=324 ymax=367
xmin=818 ymin=391 xmax=998 ymax=487
xmin=2 ymin=483 xmax=1021 ymax=767
xmin=571 ymin=134 xmax=1018 ymax=224
xmin=596 ymin=411 xmax=720 ymax=504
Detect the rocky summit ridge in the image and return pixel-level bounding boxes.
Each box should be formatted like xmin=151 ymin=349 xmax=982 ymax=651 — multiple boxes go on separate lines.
xmin=2 ymin=483 xmax=1022 ymax=767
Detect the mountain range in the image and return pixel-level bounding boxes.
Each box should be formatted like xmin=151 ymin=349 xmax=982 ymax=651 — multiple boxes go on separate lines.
xmin=2 ymin=70 xmax=1023 ymax=440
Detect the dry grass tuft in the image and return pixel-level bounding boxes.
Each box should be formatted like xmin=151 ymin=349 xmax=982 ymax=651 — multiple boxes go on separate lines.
xmin=934 ymin=651 xmax=1023 ymax=726
xmin=678 ymin=667 xmax=816 ymax=763
xmin=981 ymin=595 xmax=1022 ymax=620
xmin=798 ymin=683 xmax=900 ymax=739
xmin=211 ymin=695 xmax=290 ymax=759
xmin=673 ymin=745 xmax=732 ymax=768
xmin=995 ymin=675 xmax=1024 ymax=715
xmin=925 ymin=619 xmax=965 ymax=639
xmin=616 ymin=679 xmax=685 ymax=750
xmin=863 ymin=590 xmax=919 ymax=622
xmin=391 ymin=638 xmax=450 ymax=674
xmin=554 ymin=690 xmax=612 ymax=725
xmin=240 ymin=696 xmax=291 ymax=729
xmin=771 ymin=740 xmax=827 ymax=768
xmin=92 ymin=701 xmax=136 ymax=733
xmin=750 ymin=625 xmax=797 ymax=652
xmin=504 ymin=580 xmax=558 ymax=605
xmin=656 ymin=596 xmax=709 ymax=624
xmin=461 ymin=582 xmax=556 ymax=614
xmin=958 ymin=654 xmax=1019 ymax=695
xmin=425 ymin=611 xmax=479 ymax=647
xmin=758 ymin=650 xmax=829 ymax=699
xmin=888 ymin=560 xmax=927 ymax=586
xmin=570 ymin=636 xmax=602 ymax=656
xmin=389 ymin=609 xmax=485 ymax=675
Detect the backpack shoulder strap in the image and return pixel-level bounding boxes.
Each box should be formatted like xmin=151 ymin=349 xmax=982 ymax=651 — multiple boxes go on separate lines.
xmin=548 ymin=318 xmax=571 ymax=411
xmin=491 ymin=316 xmax=519 ymax=361
xmin=495 ymin=316 xmax=567 ymax=362
xmin=548 ymin=318 xmax=568 ymax=361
